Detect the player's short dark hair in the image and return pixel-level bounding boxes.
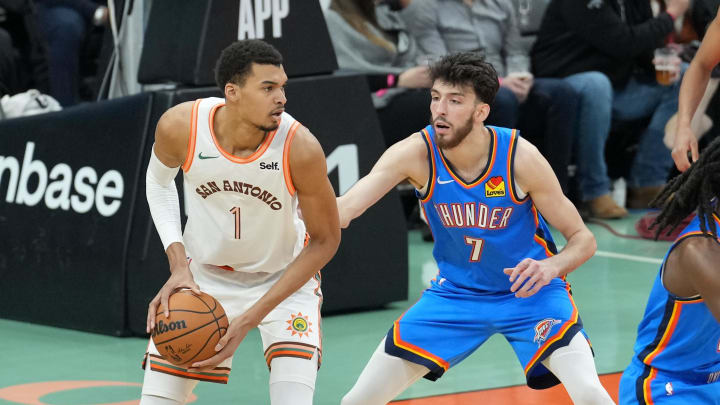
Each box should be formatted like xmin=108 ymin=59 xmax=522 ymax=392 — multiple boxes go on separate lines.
xmin=429 ymin=52 xmax=499 ymax=105
xmin=214 ymin=40 xmax=283 ymax=91
xmin=651 ymin=136 xmax=720 ymax=239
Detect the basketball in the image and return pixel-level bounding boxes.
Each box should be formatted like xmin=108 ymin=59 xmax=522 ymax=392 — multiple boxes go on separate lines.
xmin=152 ymin=290 xmax=229 ymax=366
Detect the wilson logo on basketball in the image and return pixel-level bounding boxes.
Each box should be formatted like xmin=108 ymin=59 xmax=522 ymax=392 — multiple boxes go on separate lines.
xmin=533 ymin=318 xmax=561 ymax=346
xmin=485 ymin=176 xmax=506 ymax=198
xmin=152 ymin=320 xmax=188 ymax=337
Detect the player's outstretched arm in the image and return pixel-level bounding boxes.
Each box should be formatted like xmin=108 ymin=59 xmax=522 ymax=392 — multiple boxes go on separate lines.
xmin=337 ymin=133 xmax=429 ymax=228
xmin=504 ymin=139 xmax=597 ymax=298
xmin=191 ymin=126 xmax=341 ymax=370
xmin=674 ymin=10 xmax=720 ymax=171
xmin=145 ymin=102 xmax=201 ymax=334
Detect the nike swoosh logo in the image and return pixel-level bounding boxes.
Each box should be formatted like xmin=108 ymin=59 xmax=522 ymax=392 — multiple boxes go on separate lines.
xmin=437 ymin=177 xmax=454 ymax=184
xmin=198 ymin=152 xmax=219 ymax=159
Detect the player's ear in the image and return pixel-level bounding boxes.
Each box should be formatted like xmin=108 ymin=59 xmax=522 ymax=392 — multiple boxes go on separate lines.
xmin=224 ymin=83 xmax=239 ymax=101
xmin=475 ymin=102 xmax=490 ymax=123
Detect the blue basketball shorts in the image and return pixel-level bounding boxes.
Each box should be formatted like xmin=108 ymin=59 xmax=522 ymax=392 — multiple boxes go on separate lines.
xmin=619 ymin=359 xmax=720 ymax=404
xmin=384 ymin=278 xmax=588 ymax=389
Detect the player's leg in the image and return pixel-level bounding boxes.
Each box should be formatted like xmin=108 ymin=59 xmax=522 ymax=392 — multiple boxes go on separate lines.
xmin=268 ymin=350 xmax=318 ymax=405
xmin=259 ymin=273 xmax=324 ymax=405
xmin=139 ymin=360 xmax=198 ymax=405
xmin=503 ymin=281 xmax=613 ymax=404
xmin=540 ymin=332 xmax=614 ymax=405
xmin=341 ymin=337 xmax=430 ymax=405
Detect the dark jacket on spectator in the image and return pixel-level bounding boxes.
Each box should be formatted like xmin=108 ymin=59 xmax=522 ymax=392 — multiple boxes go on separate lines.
xmin=0 ymin=0 xmax=49 ymax=94
xmin=530 ymin=0 xmax=674 ymax=87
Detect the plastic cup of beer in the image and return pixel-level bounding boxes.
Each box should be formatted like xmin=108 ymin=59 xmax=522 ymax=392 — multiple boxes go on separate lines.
xmin=654 ymin=47 xmax=681 ymax=86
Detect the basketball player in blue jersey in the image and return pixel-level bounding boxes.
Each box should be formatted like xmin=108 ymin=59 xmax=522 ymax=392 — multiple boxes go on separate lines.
xmin=139 ymin=40 xmax=340 ymax=404
xmin=619 ymin=137 xmax=720 ymax=404
xmin=338 ymin=52 xmax=614 ymax=404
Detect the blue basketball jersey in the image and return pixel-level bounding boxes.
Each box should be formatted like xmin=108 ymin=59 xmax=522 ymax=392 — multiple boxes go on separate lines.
xmin=417 ymin=125 xmax=562 ymax=292
xmin=631 ymin=214 xmax=720 ymax=381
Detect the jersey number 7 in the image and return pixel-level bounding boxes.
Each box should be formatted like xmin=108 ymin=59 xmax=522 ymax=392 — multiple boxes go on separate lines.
xmin=464 ymin=236 xmax=484 ymax=262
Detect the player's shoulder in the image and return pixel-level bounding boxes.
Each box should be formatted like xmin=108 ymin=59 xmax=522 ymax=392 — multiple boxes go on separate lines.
xmin=287 ymin=124 xmax=325 ymax=165
xmin=394 ymin=131 xmax=430 ymax=158
xmin=511 ymin=134 xmax=541 ymax=164
xmin=157 ymin=101 xmax=196 ymax=138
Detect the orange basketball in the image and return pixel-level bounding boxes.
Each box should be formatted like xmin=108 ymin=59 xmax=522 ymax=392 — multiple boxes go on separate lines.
xmin=152 ymin=290 xmax=229 ymax=366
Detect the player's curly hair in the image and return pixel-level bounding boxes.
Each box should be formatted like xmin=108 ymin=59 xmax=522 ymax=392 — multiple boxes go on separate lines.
xmin=650 ymin=136 xmax=720 ymax=239
xmin=214 ymin=40 xmax=282 ymax=91
xmin=429 ymin=51 xmax=499 ymax=105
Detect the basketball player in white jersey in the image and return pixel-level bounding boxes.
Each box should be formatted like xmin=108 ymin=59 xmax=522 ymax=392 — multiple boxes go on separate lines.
xmin=139 ymin=40 xmax=340 ymax=405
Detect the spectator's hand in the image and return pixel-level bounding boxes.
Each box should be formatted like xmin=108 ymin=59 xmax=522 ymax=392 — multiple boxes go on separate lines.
xmin=666 ymin=0 xmax=690 ymax=19
xmin=397 ymin=66 xmax=432 ymax=89
xmin=502 ymin=72 xmax=533 ymax=103
xmin=671 ymin=123 xmax=698 ymax=172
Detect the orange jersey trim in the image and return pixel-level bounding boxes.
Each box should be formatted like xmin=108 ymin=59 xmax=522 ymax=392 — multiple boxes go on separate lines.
xmin=420 ymin=128 xmax=437 ymax=203
xmin=642 ymin=367 xmax=658 ymax=404
xmin=392 ymin=318 xmax=450 ymax=372
xmin=208 ymin=103 xmax=279 ymax=164
xmin=181 ymin=99 xmax=201 ymax=172
xmin=282 ymin=121 xmax=302 ymax=195
xmin=523 ymin=284 xmax=579 ymax=375
xmin=506 ymin=129 xmax=528 ymax=205
xmin=438 ymin=127 xmax=497 ymax=189
xmin=531 ymin=205 xmax=554 ymax=257
xmin=642 ymin=301 xmax=683 ymax=366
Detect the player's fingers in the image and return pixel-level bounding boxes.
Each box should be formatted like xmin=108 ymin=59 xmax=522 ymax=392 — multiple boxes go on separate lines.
xmin=147 ymin=295 xmax=160 ymax=332
xmin=520 ymin=280 xmax=546 ymax=298
xmin=509 ymin=267 xmax=532 ymax=292
xmin=516 ymin=273 xmax=541 ymax=297
xmin=507 ymin=259 xmax=531 ymax=282
xmin=160 ymin=290 xmax=171 ymax=318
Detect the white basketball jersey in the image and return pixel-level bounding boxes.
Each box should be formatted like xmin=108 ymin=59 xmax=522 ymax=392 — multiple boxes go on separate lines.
xmin=181 ymin=97 xmax=306 ymax=273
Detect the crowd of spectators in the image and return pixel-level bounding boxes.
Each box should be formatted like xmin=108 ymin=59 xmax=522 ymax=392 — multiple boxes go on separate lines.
xmin=324 ymin=0 xmax=720 ymax=219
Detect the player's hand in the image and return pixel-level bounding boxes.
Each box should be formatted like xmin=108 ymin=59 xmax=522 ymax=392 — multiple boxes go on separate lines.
xmin=188 ymin=315 xmax=254 ymax=371
xmin=146 ymin=265 xmax=200 ymax=333
xmin=671 ymin=123 xmax=699 ymax=172
xmin=503 ymin=258 xmax=558 ymax=298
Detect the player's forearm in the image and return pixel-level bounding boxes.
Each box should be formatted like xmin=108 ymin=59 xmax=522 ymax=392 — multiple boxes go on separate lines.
xmin=165 ymin=242 xmax=190 ymax=273
xmin=677 ymin=61 xmax=712 ymax=127
xmin=338 ymin=173 xmax=396 ymax=226
xmin=243 ymin=235 xmax=340 ymax=326
xmin=545 ymin=228 xmax=596 ymax=278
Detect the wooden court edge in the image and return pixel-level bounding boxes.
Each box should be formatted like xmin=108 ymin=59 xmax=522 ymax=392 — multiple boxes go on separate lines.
xmin=391 ymin=372 xmax=621 ymax=404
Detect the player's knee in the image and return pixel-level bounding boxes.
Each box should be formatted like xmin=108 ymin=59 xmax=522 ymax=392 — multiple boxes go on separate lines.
xmin=268 ymin=353 xmax=318 ymax=389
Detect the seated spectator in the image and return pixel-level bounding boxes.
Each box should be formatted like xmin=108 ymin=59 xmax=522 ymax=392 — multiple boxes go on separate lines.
xmin=401 ymin=0 xmax=579 ymax=194
xmin=0 ymin=0 xmax=49 ymax=95
xmin=531 ymin=0 xmax=689 ymax=218
xmin=323 ymin=0 xmax=433 ymax=147
xmin=34 ymin=0 xmax=107 ymax=106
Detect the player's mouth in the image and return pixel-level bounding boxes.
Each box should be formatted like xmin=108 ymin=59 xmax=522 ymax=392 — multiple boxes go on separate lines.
xmin=434 ymin=120 xmax=451 ymax=134
xmin=270 ymin=109 xmax=284 ymax=119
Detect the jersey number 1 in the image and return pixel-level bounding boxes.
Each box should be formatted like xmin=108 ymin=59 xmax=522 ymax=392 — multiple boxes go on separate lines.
xmin=230 ymin=207 xmax=241 ymax=239
xmin=464 ymin=236 xmax=484 ymax=262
